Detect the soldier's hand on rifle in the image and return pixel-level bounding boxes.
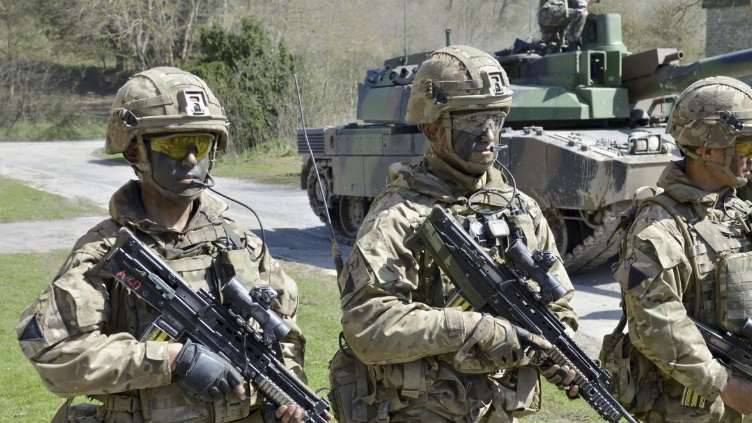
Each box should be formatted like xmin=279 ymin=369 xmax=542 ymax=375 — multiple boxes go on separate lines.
xmin=721 ymin=374 xmax=752 ymax=414
xmin=540 ymin=359 xmax=580 ymax=399
xmin=276 ymin=404 xmax=307 ymax=423
xmin=459 ymin=315 xmax=553 ymax=369
xmin=171 ymin=340 xmax=247 ymax=402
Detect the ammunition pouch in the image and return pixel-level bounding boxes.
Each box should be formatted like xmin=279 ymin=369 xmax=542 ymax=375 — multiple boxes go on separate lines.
xmin=329 ymin=345 xmax=541 ymax=422
xmin=497 ymin=367 xmax=541 ymax=418
xmin=329 ymin=348 xmax=389 ymax=422
xmin=599 ymin=330 xmax=660 ymax=415
xmin=714 ymin=251 xmax=752 ymax=339
xmin=51 ymin=400 xmax=103 ymax=423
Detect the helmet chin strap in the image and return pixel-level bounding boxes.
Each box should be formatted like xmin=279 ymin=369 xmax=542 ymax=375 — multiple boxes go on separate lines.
xmin=687 ymin=145 xmax=748 ymax=188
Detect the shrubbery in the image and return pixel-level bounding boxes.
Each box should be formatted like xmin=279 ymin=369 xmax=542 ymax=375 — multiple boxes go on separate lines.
xmin=190 ymin=18 xmax=296 ymax=153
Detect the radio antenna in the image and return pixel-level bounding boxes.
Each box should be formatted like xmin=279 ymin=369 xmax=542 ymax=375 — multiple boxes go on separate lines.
xmin=293 ymin=74 xmax=344 ymax=275
xmin=402 ymin=0 xmax=408 ymax=65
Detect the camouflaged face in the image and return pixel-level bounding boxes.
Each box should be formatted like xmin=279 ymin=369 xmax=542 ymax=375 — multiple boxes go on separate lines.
xmin=668 ymin=76 xmax=752 ymax=150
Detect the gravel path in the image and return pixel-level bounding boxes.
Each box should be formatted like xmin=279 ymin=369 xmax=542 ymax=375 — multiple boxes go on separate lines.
xmin=0 ymin=140 xmax=621 ymax=354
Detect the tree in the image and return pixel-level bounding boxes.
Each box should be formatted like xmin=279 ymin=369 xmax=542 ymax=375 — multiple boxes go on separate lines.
xmin=31 ymin=0 xmax=223 ymax=70
xmin=191 ymin=17 xmax=295 ymax=152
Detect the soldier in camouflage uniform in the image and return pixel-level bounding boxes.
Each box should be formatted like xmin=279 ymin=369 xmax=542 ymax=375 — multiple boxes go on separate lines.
xmin=607 ymin=76 xmax=752 ymax=422
xmin=16 ymin=67 xmax=307 ymax=423
xmin=538 ymin=0 xmax=589 ymax=48
xmin=328 ymin=45 xmax=579 ymax=423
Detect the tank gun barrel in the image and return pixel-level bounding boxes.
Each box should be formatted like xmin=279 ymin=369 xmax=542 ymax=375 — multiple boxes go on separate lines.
xmin=625 ymin=48 xmax=752 ymax=101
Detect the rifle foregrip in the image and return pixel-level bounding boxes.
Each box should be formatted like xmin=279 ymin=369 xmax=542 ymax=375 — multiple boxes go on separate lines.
xmin=546 ymin=347 xmax=637 ymax=423
xmin=255 ymin=374 xmax=296 ymax=406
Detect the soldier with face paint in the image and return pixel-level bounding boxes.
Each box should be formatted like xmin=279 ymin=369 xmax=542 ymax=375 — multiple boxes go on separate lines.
xmin=327 ymin=46 xmax=579 ymax=423
xmin=17 ymin=67 xmax=308 ymax=423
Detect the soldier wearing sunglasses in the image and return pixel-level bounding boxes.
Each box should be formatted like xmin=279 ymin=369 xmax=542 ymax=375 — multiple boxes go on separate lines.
xmin=605 ymin=76 xmax=752 ymax=422
xmin=17 ymin=67 xmax=308 ymax=423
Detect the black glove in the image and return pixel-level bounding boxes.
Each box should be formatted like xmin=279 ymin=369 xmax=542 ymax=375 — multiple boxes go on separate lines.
xmin=174 ymin=340 xmax=245 ymax=402
xmin=540 ymin=358 xmax=580 ymax=399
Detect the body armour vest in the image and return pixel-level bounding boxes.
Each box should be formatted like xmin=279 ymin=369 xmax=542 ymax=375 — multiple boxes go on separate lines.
xmin=648 ymin=192 xmax=752 ymax=339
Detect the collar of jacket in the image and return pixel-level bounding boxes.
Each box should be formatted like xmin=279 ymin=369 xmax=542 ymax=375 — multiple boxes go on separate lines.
xmin=658 ymin=160 xmax=731 ymax=207
xmin=391 ymin=151 xmax=510 ymax=205
xmin=108 ymin=180 xmax=228 ymax=235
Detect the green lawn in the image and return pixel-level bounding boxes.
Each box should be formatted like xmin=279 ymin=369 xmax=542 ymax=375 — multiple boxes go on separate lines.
xmin=0 ymin=251 xmax=70 ymax=422
xmin=0 ymin=252 xmax=598 ymax=422
xmin=0 ymin=119 xmax=105 ymax=141
xmin=0 ymin=177 xmax=105 ymax=223
xmin=212 ymin=148 xmax=302 ymax=187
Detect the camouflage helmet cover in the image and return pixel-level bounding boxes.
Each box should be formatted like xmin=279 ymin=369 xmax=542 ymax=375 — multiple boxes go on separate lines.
xmin=106 ymin=67 xmax=229 ymax=154
xmin=668 ymin=76 xmax=752 ymax=150
xmin=405 ymin=45 xmax=513 ymax=125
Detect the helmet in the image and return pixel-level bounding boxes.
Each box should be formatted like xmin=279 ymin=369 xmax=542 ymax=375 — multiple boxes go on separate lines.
xmin=105 ymin=67 xmax=229 ymax=154
xmin=668 ymin=76 xmax=752 ymax=187
xmin=405 ymin=45 xmax=512 ymax=125
xmin=406 ymin=45 xmax=512 ymax=176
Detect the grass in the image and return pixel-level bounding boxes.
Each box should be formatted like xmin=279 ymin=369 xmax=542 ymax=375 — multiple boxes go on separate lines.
xmin=0 ymin=177 xmax=105 ymax=223
xmin=212 ymin=142 xmax=303 ymax=187
xmin=528 ymin=384 xmax=600 ymax=422
xmin=0 ymin=251 xmax=70 ymax=422
xmin=0 ymin=252 xmax=598 ymax=422
xmin=0 ymin=118 xmax=105 ymax=141
xmin=282 ymin=262 xmax=341 ymax=393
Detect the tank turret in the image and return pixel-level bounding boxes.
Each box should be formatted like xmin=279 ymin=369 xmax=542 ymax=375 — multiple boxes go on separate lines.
xmin=297 ymin=13 xmax=752 ymax=273
xmin=624 ymin=47 xmax=752 ymax=101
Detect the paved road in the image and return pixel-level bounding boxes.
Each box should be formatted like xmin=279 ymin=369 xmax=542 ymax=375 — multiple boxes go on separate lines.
xmin=0 ymin=140 xmax=621 ymax=354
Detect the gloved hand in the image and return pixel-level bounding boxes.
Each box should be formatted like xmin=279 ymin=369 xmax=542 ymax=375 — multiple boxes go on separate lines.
xmin=174 ymin=340 xmax=245 ymax=402
xmin=455 ymin=314 xmax=553 ymax=371
xmin=540 ymin=358 xmax=580 ymax=399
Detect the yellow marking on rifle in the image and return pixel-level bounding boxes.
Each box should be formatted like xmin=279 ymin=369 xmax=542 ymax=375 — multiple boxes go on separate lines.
xmin=447 ymin=294 xmax=473 ymax=311
xmin=681 ymin=387 xmax=706 ymax=408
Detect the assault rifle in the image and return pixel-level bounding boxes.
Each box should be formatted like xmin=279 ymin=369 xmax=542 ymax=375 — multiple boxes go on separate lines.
xmin=415 ymin=206 xmax=637 ymax=423
xmin=696 ymin=320 xmax=752 ymax=382
xmin=100 ymin=228 xmax=329 ymax=423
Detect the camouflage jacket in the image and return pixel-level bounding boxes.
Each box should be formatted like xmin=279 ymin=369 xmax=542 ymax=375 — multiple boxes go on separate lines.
xmin=17 ymin=181 xmax=305 ymax=423
xmin=335 ymin=152 xmax=577 ymax=420
xmin=614 ymin=161 xmax=752 ymax=422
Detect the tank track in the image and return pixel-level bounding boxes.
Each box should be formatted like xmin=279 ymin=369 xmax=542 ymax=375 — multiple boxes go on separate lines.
xmin=305 ymin=160 xmax=330 ymax=225
xmin=563 ymin=205 xmax=627 ymax=273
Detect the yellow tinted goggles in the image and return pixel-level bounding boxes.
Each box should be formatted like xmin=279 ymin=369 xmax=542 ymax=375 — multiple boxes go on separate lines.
xmin=150 ymin=133 xmax=214 ymax=160
xmin=736 ymin=142 xmax=752 ymax=159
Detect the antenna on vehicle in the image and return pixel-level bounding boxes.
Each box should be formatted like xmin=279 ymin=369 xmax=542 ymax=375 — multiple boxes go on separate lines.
xmin=293 ymin=74 xmax=344 ymax=276
xmin=402 ymin=0 xmax=408 ymax=65
xmin=528 ymin=0 xmax=533 ymax=39
xmin=445 ymin=28 xmax=452 ymax=47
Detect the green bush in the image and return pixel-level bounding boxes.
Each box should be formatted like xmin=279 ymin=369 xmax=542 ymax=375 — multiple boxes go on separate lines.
xmin=191 ymin=18 xmax=295 ymax=153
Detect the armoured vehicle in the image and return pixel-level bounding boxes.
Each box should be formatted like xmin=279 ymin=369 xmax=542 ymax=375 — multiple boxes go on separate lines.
xmin=298 ymin=13 xmax=752 ymax=272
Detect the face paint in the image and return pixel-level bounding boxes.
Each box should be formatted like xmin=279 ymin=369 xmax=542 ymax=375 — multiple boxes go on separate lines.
xmin=145 ymin=135 xmax=214 ymax=198
xmin=449 ymin=110 xmax=505 ymax=166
